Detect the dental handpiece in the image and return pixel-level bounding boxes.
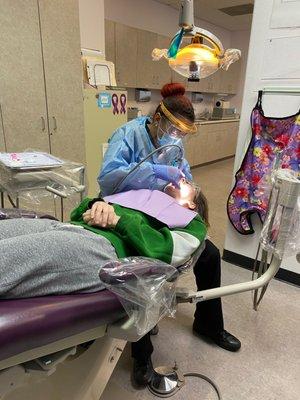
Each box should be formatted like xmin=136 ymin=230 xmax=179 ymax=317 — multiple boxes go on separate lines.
xmin=111 ymin=144 xmax=184 ymax=194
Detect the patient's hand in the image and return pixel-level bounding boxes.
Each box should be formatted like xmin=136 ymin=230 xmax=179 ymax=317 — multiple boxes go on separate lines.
xmin=83 ymin=201 xmax=120 ymax=228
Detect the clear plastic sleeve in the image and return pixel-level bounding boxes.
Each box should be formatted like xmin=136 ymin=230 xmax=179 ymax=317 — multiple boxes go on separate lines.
xmin=0 ymin=151 xmax=85 ymax=205
xmin=0 ymin=207 xmax=57 ymax=221
xmin=220 ymin=49 xmax=241 ymax=70
xmin=260 ymin=169 xmax=300 ymax=259
xmin=99 ymin=257 xmax=179 ymax=337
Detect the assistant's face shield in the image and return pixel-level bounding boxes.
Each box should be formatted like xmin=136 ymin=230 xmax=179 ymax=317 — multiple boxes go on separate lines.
xmin=156 ymin=102 xmax=197 ymax=146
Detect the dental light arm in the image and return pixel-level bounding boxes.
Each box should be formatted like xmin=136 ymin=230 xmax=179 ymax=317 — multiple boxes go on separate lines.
xmin=177 ymin=170 xmax=300 ymax=304
xmin=152 ymin=0 xmax=241 ymax=80
xmin=179 ymin=0 xmax=194 ymax=30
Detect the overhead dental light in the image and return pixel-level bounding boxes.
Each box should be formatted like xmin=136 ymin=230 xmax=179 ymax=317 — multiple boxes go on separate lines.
xmin=152 ymin=0 xmax=241 ymax=81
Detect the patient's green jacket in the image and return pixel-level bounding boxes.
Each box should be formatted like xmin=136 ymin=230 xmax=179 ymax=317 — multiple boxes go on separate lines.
xmin=70 ymin=198 xmax=207 ymax=267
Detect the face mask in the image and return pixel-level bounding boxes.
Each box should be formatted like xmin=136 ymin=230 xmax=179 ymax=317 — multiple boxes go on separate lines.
xmin=156 ymin=118 xmax=184 ymax=147
xmin=157 ymin=132 xmax=181 ymax=147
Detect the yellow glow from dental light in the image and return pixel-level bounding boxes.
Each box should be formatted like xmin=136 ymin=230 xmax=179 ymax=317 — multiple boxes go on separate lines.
xmin=169 ymin=44 xmax=219 ymax=66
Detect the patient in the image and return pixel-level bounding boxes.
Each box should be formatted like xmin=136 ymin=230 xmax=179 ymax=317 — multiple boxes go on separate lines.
xmin=0 ymin=181 xmax=207 ymax=299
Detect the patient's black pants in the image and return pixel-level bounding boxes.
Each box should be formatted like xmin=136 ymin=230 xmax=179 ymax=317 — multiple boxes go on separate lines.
xmin=131 ymin=240 xmax=224 ymax=362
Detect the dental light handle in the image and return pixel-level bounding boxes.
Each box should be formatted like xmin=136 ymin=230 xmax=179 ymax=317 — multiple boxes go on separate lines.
xmin=179 ymin=0 xmax=194 ymax=30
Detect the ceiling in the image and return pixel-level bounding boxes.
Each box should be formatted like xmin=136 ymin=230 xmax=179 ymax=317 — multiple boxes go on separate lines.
xmin=154 ymin=0 xmax=254 ymax=31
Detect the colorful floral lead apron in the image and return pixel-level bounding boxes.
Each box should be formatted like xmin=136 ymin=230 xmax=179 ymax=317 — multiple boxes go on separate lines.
xmin=227 ymin=91 xmax=300 ymax=234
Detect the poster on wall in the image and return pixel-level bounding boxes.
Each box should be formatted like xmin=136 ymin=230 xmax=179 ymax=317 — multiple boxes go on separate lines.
xmin=270 ymin=0 xmax=300 ymax=28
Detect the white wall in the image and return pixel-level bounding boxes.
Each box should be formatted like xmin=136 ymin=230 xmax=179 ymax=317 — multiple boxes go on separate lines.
xmin=230 ymin=29 xmax=251 ymax=113
xmin=224 ymin=0 xmax=300 ymax=274
xmin=78 ymin=0 xmax=105 ymax=54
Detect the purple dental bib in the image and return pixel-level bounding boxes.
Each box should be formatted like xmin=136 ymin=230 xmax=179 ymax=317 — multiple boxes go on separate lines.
xmin=104 ymin=189 xmax=197 ymax=228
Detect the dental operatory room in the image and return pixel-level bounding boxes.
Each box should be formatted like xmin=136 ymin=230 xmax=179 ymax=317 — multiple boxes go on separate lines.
xmin=0 ymin=0 xmax=300 ymax=399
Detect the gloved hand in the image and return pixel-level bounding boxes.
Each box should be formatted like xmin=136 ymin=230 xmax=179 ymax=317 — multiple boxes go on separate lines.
xmin=180 ymin=162 xmax=193 ymax=181
xmin=153 ymin=164 xmax=184 ymax=187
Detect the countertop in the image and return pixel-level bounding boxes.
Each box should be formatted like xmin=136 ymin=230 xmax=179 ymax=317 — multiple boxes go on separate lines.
xmin=195 ymin=118 xmax=240 ymax=125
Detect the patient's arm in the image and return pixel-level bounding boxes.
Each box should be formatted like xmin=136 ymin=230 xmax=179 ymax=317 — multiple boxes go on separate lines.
xmin=114 ymin=213 xmax=207 ymax=267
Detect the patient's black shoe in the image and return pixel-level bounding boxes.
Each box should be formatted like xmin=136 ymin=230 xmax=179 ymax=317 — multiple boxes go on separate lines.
xmin=193 ymin=323 xmax=241 ymax=352
xmin=132 ymin=357 xmax=154 ymax=387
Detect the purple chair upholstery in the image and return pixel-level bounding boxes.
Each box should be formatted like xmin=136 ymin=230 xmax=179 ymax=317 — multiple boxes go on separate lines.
xmin=0 ymin=208 xmax=193 ymax=364
xmin=0 ymin=208 xmax=126 ymax=363
xmin=0 ymin=292 xmax=126 ymax=362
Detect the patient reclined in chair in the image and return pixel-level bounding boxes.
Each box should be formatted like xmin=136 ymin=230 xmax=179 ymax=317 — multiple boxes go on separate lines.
xmin=0 ymin=186 xmax=207 ymax=299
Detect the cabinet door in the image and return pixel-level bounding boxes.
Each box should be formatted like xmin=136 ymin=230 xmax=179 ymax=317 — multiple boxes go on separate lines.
xmin=105 ymin=19 xmax=116 ymax=64
xmin=218 ymin=60 xmax=241 ymax=94
xmin=156 ymin=35 xmax=172 ymax=87
xmin=171 ymin=70 xmax=188 ymax=87
xmin=0 ymin=0 xmax=50 ymax=152
xmin=184 ymin=135 xmax=195 ymax=166
xmin=0 ymin=106 xmax=6 ymax=151
xmin=224 ymin=122 xmax=239 ymax=155
xmin=191 ymin=128 xmax=209 ymax=166
xmin=136 ymin=29 xmax=158 ymax=89
xmin=198 ymin=70 xmax=221 ymax=93
xmin=115 ymin=23 xmax=138 ymax=87
xmin=38 ymin=0 xmax=85 ymax=164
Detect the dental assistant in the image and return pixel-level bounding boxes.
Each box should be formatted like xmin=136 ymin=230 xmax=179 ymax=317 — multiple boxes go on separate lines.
xmin=99 ymin=82 xmax=241 ymax=387
xmin=98 ymin=83 xmax=197 ymax=196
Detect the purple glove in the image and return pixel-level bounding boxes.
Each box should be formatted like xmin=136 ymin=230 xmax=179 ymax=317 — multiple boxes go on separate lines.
xmin=153 ymin=164 xmax=184 ymax=187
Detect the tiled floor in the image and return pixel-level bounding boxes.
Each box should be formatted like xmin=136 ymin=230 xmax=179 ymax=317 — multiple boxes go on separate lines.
xmin=101 ymin=158 xmax=300 ymax=400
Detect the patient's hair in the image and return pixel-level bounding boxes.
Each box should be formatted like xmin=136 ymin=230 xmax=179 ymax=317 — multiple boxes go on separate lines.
xmin=155 ymin=82 xmax=195 ymax=123
xmin=194 ymin=190 xmax=209 ymax=227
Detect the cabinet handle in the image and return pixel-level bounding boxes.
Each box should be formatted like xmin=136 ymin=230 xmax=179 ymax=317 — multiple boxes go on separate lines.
xmin=52 ymin=116 xmax=57 ymax=131
xmin=41 ymin=116 xmax=46 ymax=131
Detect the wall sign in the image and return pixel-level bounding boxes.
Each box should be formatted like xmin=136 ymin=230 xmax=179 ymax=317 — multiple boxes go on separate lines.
xmin=97 ymin=92 xmax=111 ymax=109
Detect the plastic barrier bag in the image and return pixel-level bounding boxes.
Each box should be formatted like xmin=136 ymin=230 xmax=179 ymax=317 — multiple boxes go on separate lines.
xmin=0 ymin=207 xmax=57 ymax=221
xmin=260 ymin=169 xmax=300 ymax=259
xmin=99 ymin=257 xmax=179 ymax=337
xmin=0 ymin=151 xmax=85 ymax=205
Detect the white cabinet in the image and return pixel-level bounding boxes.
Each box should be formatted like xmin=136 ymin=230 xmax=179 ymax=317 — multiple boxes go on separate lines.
xmin=136 ymin=29 xmax=159 ymax=88
xmin=0 ymin=0 xmax=50 ymax=153
xmin=105 ymin=20 xmax=175 ymax=89
xmin=0 ymin=0 xmax=85 ymax=214
xmin=185 ymin=121 xmax=239 ymax=167
xmin=0 ymin=0 xmax=85 ymax=162
xmin=156 ymin=35 xmax=173 ymax=87
xmin=115 ymin=23 xmax=138 ymax=87
xmin=0 ymin=106 xmax=6 ymax=152
xmin=105 ymin=19 xmax=116 ymax=65
xmin=38 ymin=0 xmax=85 ymax=163
xmin=218 ymin=60 xmax=241 ymax=94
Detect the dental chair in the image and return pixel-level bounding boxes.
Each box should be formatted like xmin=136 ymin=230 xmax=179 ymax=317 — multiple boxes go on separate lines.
xmin=0 ymin=208 xmax=182 ymax=400
xmin=0 ymin=169 xmax=298 ymax=400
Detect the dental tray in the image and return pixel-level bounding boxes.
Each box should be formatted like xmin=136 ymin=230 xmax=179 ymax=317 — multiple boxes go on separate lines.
xmin=0 ymin=152 xmax=64 ymax=171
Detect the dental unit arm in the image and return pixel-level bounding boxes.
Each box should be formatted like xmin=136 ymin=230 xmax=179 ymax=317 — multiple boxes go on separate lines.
xmin=177 ymin=169 xmax=300 ymax=304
